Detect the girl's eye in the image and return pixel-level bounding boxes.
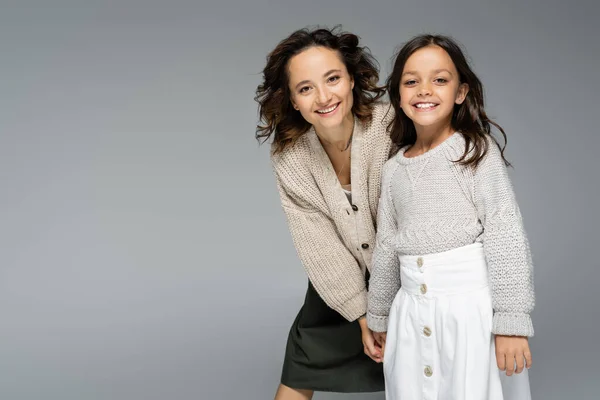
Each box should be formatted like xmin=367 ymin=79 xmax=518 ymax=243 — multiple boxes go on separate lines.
xmin=434 ymin=78 xmax=448 ymax=84
xmin=404 ymin=80 xmax=417 ymax=86
xmin=328 ymin=75 xmax=340 ymax=83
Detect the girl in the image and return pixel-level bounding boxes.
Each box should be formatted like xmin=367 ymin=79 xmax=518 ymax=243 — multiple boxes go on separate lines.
xmin=255 ymin=27 xmax=395 ymax=399
xmin=367 ymin=34 xmax=535 ymax=399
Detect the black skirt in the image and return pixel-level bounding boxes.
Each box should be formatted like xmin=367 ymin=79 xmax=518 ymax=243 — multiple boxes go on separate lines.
xmin=280 ymin=280 xmax=385 ymax=393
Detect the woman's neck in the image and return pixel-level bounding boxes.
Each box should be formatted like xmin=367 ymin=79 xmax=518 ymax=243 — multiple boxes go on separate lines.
xmin=314 ymin=113 xmax=354 ymax=151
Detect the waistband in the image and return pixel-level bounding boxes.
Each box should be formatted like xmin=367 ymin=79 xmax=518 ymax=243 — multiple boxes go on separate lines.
xmin=399 ymin=243 xmax=489 ymax=296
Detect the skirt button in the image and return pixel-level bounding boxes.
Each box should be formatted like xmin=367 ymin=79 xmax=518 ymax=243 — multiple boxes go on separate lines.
xmin=424 ymin=366 xmax=433 ymax=377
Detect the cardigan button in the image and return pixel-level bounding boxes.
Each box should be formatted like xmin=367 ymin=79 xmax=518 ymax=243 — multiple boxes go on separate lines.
xmin=361 ymin=243 xmax=369 ymax=249
xmin=351 ymin=204 xmax=358 ymax=211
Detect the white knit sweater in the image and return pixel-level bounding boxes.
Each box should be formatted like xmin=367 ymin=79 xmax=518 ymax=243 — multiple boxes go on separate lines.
xmin=271 ymin=103 xmax=394 ymax=321
xmin=367 ymin=132 xmax=535 ymax=336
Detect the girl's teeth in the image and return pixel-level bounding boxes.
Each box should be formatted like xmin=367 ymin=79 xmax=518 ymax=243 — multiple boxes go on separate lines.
xmin=417 ymin=103 xmax=436 ymax=109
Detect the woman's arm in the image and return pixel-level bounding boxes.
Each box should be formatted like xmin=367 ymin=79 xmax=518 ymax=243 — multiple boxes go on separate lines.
xmin=274 ymin=172 xmax=368 ymax=322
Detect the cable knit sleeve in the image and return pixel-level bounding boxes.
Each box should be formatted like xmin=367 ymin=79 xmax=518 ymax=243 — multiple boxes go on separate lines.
xmin=273 ymin=170 xmax=368 ymax=322
xmin=474 ymin=140 xmax=535 ymax=337
xmin=367 ymin=161 xmax=401 ymax=332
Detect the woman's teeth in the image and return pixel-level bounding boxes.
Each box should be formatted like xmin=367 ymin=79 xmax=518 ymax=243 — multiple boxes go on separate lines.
xmin=317 ymin=104 xmax=338 ymax=114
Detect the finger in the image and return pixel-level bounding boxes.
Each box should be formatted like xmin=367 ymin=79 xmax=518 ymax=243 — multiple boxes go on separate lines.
xmin=505 ymin=352 xmax=515 ymax=376
xmin=496 ymin=350 xmax=506 ymax=371
xmin=363 ymin=337 xmax=382 ymax=362
xmin=524 ymin=350 xmax=533 ymax=369
xmin=515 ymin=353 xmax=525 ymax=374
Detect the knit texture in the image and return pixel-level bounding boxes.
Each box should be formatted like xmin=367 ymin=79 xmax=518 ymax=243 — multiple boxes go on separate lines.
xmin=367 ymin=133 xmax=535 ymax=336
xmin=272 ymin=103 xmax=395 ymax=321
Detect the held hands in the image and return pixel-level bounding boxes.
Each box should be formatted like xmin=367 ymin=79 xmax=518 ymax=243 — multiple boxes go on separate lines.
xmin=495 ymin=335 xmax=532 ymax=376
xmin=358 ymin=316 xmax=384 ymax=363
xmin=373 ymin=331 xmax=387 ymax=356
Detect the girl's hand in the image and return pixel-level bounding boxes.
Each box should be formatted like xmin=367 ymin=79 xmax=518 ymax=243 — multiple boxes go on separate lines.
xmin=373 ymin=331 xmax=387 ymax=356
xmin=495 ymin=335 xmax=532 ymax=376
xmin=358 ymin=317 xmax=383 ymax=363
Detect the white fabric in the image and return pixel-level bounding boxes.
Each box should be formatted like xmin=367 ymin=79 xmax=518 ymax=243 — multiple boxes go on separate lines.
xmin=384 ymin=243 xmax=531 ymax=400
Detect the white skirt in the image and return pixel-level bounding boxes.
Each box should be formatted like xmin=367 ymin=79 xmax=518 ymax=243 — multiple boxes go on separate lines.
xmin=383 ymin=243 xmax=531 ymax=400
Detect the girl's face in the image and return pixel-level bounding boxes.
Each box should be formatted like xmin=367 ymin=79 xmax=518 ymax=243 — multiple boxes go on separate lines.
xmin=287 ymin=46 xmax=354 ymax=134
xmin=399 ymin=45 xmax=468 ymax=132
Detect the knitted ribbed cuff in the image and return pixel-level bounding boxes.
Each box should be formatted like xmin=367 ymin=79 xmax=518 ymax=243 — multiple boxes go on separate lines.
xmin=338 ymin=289 xmax=368 ymax=322
xmin=493 ymin=312 xmax=534 ymax=337
xmin=366 ymin=312 xmax=388 ymax=333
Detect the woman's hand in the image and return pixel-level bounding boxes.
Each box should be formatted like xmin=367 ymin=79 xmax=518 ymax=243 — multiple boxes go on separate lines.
xmin=358 ymin=316 xmax=383 ymax=363
xmin=495 ymin=335 xmax=532 ymax=376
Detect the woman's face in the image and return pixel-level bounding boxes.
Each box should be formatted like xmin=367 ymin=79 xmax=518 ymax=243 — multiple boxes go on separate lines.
xmin=287 ymin=46 xmax=354 ymax=134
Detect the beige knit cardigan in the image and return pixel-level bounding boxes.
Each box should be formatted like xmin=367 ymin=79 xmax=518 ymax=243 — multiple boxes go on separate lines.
xmin=271 ymin=103 xmax=394 ymax=321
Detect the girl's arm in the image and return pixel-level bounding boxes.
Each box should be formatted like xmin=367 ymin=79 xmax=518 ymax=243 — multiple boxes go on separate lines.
xmin=474 ymin=139 xmax=535 ymax=337
xmin=367 ymin=161 xmax=402 ymax=333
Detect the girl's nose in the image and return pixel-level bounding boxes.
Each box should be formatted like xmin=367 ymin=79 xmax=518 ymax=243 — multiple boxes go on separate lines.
xmin=417 ymin=83 xmax=432 ymax=97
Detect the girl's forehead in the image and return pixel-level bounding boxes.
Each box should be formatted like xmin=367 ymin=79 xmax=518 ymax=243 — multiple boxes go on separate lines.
xmin=404 ymin=46 xmax=456 ymax=72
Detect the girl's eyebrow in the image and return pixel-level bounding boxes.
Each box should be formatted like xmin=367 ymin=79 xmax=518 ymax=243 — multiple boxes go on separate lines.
xmin=433 ymin=68 xmax=453 ymax=75
xmin=401 ymin=68 xmax=454 ymax=77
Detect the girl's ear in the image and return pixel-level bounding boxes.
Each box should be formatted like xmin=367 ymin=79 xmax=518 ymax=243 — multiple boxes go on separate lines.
xmin=455 ymin=83 xmax=469 ymax=105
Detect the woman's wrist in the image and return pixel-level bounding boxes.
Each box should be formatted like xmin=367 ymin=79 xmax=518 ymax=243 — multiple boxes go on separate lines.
xmin=357 ymin=314 xmax=368 ymax=329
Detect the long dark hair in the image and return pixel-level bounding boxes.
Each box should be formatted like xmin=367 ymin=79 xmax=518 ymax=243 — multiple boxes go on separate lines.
xmin=387 ymin=34 xmax=509 ymax=167
xmin=255 ymin=26 xmax=385 ymax=154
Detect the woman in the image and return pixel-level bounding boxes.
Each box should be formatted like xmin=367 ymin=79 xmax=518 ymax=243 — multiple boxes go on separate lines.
xmin=255 ymin=27 xmax=395 ymax=399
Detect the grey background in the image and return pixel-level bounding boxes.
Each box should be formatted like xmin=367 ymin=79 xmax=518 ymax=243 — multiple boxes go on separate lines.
xmin=0 ymin=0 xmax=597 ymax=399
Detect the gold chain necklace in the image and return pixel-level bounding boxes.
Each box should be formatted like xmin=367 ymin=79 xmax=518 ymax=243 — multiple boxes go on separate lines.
xmin=318 ymin=130 xmax=353 ymax=179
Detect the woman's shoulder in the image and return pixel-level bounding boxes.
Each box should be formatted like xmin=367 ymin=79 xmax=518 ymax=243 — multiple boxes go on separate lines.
xmin=367 ymin=101 xmax=395 ymax=130
xmin=358 ymin=101 xmax=394 ymax=149
xmin=270 ymin=133 xmax=312 ymax=163
xmin=270 ymin=133 xmax=315 ymax=184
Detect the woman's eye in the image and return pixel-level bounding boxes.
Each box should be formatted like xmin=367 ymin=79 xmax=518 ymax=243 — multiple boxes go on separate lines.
xmin=328 ymin=75 xmax=340 ymax=83
xmin=299 ymin=86 xmax=310 ymax=94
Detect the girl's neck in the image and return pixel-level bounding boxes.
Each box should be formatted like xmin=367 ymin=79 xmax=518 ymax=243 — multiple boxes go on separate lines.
xmin=410 ymin=120 xmax=455 ymax=156
xmin=315 ymin=113 xmax=354 ymax=151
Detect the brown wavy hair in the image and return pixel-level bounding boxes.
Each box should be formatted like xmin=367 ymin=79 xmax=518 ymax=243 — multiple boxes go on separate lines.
xmin=255 ymin=26 xmax=385 ymax=154
xmin=387 ymin=34 xmax=510 ymax=167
